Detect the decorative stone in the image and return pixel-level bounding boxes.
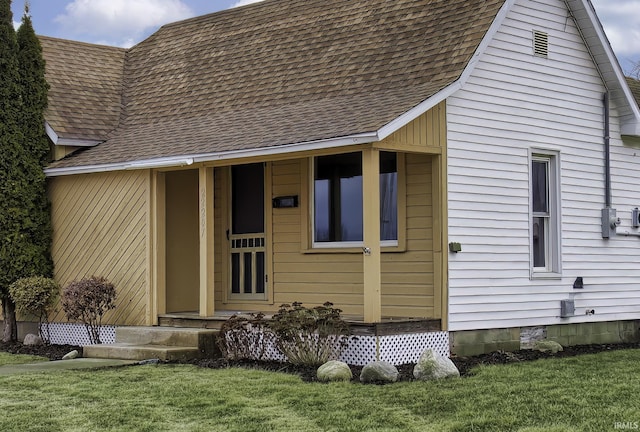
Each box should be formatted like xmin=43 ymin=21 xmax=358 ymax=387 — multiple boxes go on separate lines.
xmin=360 ymin=360 xmax=399 ymax=383
xmin=413 ymin=349 xmax=460 ymax=381
xmin=23 ymin=333 xmax=43 ymax=346
xmin=62 ymin=350 xmax=79 ymax=360
xmin=534 ymin=340 xmax=563 ymax=354
xmin=317 ymin=360 xmax=352 ymax=382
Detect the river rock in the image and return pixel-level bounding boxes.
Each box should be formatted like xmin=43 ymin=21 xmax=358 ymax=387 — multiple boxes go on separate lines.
xmin=534 ymin=340 xmax=563 ymax=354
xmin=62 ymin=350 xmax=79 ymax=360
xmin=413 ymin=349 xmax=460 ymax=381
xmin=23 ymin=333 xmax=43 ymax=346
xmin=360 ymin=360 xmax=399 ymax=383
xmin=317 ymin=360 xmax=352 ymax=382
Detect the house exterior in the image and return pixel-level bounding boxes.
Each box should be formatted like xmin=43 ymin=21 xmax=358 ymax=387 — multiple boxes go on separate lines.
xmin=32 ymin=0 xmax=640 ymax=358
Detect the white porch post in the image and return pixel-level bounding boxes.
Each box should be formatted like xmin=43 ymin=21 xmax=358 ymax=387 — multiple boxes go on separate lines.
xmin=362 ymin=148 xmax=382 ymax=323
xmin=199 ymin=166 xmax=215 ymax=317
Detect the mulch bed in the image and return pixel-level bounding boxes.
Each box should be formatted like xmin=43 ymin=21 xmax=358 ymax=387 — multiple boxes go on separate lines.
xmin=2 ymin=340 xmax=638 ymax=382
xmin=183 ymin=342 xmax=640 ymax=382
xmin=0 ymin=341 xmax=83 ymax=361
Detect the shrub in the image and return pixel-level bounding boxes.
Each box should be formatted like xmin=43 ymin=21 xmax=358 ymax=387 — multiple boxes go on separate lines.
xmin=8 ymin=276 xmax=59 ymax=343
xmin=61 ymin=276 xmax=116 ymax=344
xmin=217 ymin=313 xmax=274 ymax=361
xmin=269 ymin=302 xmax=351 ymax=367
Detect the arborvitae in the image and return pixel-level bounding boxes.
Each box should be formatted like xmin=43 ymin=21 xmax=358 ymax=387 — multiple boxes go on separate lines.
xmin=0 ymin=0 xmax=23 ymax=342
xmin=16 ymin=6 xmax=53 ymax=280
xmin=0 ymin=1 xmax=53 ymax=342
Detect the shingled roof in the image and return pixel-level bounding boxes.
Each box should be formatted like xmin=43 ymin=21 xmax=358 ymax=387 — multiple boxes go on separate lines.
xmin=45 ymin=0 xmax=506 ymax=170
xmin=627 ymin=77 xmax=640 ymax=109
xmin=40 ymin=37 xmax=126 ymax=143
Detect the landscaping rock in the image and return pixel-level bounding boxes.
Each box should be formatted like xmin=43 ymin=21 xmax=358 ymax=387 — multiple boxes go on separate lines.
xmin=23 ymin=334 xmax=43 ymax=346
xmin=62 ymin=350 xmax=79 ymax=360
xmin=534 ymin=340 xmax=563 ymax=354
xmin=413 ymin=349 xmax=460 ymax=380
xmin=317 ymin=360 xmax=352 ymax=382
xmin=360 ymin=360 xmax=399 ymax=383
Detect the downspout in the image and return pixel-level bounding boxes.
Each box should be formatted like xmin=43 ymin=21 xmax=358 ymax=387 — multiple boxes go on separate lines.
xmin=603 ymin=92 xmax=611 ymax=208
xmin=601 ymin=91 xmax=620 ymax=238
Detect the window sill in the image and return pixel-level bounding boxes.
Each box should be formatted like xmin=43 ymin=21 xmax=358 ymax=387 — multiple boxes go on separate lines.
xmin=530 ymin=271 xmax=562 ymax=280
xmin=302 ymin=244 xmax=406 ymax=254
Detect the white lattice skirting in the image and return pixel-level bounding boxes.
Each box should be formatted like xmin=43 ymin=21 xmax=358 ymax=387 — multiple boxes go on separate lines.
xmin=339 ymin=332 xmax=450 ymax=366
xmin=47 ymin=322 xmax=116 ymax=345
xmin=45 ymin=323 xmax=449 ymax=365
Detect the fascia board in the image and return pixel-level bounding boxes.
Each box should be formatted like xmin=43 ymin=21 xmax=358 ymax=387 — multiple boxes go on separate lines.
xmin=44 ymin=132 xmax=379 ymax=177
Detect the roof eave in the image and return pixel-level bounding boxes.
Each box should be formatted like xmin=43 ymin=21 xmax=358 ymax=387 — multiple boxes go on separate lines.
xmin=44 ymin=132 xmax=379 ymax=177
xmin=45 ymin=121 xmax=103 ymax=147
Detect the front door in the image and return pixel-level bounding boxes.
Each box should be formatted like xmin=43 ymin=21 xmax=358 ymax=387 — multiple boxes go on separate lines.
xmin=229 ymin=163 xmax=267 ymax=299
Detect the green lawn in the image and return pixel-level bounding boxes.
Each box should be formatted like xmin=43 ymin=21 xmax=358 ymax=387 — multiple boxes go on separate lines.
xmin=0 ymin=352 xmax=48 ymax=366
xmin=0 ymin=350 xmax=638 ymax=432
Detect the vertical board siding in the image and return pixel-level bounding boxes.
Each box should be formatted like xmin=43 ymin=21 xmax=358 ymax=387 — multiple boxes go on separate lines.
xmin=382 ymin=154 xmax=435 ymax=318
xmin=213 ymin=167 xmax=228 ymax=310
xmin=49 ymin=170 xmax=149 ymax=326
xmin=447 ymin=0 xmax=640 ymax=331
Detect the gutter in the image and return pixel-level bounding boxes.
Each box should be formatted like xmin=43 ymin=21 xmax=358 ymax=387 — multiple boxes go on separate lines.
xmin=44 ymin=132 xmax=379 ymax=177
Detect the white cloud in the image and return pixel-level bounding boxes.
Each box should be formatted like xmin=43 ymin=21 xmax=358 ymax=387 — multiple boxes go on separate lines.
xmin=231 ymin=0 xmax=266 ymax=8
xmin=591 ymin=0 xmax=640 ymax=71
xmin=13 ymin=20 xmax=20 ymax=30
xmin=55 ymin=0 xmax=194 ymax=47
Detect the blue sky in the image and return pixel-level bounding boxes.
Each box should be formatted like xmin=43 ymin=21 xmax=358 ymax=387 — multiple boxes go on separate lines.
xmin=9 ymin=0 xmax=640 ymax=74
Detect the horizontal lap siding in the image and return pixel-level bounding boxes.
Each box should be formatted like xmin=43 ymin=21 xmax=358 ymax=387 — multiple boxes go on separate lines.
xmin=48 ymin=171 xmax=149 ymax=326
xmin=382 ymin=154 xmax=434 ymax=318
xmin=271 ymin=159 xmax=365 ymax=315
xmin=447 ymin=0 xmax=640 ymax=331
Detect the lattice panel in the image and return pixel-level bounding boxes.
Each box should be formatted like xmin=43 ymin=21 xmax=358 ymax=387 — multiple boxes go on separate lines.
xmin=339 ymin=336 xmax=377 ymax=366
xmin=48 ymin=323 xmax=116 ymax=346
xmin=379 ymin=332 xmax=449 ymax=364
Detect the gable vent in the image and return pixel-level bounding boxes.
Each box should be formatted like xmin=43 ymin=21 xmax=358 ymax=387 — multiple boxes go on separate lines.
xmin=533 ymin=30 xmax=548 ymax=58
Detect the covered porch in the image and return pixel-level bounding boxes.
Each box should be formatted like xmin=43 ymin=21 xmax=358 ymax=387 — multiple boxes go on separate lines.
xmin=148 ymin=105 xmax=449 ymax=329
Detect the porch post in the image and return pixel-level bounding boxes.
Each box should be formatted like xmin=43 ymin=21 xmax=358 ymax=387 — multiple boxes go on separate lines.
xmin=362 ymin=148 xmax=382 ymax=323
xmin=199 ymin=166 xmax=215 ymax=317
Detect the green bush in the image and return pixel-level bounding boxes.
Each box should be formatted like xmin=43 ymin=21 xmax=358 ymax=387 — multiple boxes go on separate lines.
xmin=217 ymin=312 xmax=274 ymax=361
xmin=61 ymin=276 xmax=116 ymax=344
xmin=8 ymin=276 xmax=59 ymax=343
xmin=269 ymin=302 xmax=351 ymax=367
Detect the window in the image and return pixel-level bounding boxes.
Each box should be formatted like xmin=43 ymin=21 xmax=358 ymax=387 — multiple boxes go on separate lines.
xmin=531 ymin=152 xmax=561 ymax=276
xmin=313 ymin=151 xmax=397 ymax=246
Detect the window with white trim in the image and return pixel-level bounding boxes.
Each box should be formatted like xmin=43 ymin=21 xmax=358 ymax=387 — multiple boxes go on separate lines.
xmin=531 ymin=151 xmax=561 ymax=276
xmin=313 ymin=151 xmax=398 ymax=247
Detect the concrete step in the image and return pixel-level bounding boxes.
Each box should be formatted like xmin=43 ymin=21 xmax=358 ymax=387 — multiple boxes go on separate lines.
xmin=116 ymin=326 xmax=218 ymax=348
xmin=83 ymin=343 xmax=202 ymax=362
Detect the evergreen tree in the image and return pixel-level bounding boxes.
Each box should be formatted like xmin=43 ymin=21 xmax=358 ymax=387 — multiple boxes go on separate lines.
xmin=0 ymin=1 xmax=53 ymax=342
xmin=0 ymin=0 xmax=23 ymax=342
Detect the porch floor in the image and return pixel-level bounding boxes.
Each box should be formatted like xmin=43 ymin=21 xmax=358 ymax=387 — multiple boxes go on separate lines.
xmin=158 ymin=312 xmax=441 ymax=336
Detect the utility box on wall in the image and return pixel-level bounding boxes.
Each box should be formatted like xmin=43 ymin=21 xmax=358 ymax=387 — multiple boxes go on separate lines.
xmin=632 ymin=208 xmax=640 ymax=228
xmin=560 ymin=299 xmax=575 ymax=318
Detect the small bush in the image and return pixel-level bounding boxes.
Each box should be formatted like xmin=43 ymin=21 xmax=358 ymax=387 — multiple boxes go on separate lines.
xmin=8 ymin=276 xmax=59 ymax=343
xmin=61 ymin=276 xmax=116 ymax=344
xmin=269 ymin=302 xmax=351 ymax=367
xmin=217 ymin=313 xmax=274 ymax=361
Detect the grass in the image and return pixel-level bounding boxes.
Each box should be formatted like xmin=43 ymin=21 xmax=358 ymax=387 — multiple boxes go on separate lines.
xmin=0 ymin=352 xmax=48 ymax=366
xmin=0 ymin=350 xmax=639 ymax=431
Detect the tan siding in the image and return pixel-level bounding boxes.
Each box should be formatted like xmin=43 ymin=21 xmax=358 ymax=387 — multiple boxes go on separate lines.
xmin=377 ymin=101 xmax=446 ymax=153
xmin=213 ymin=167 xmax=228 ymax=310
xmin=165 ymin=170 xmax=199 ymax=313
xmin=270 ymin=159 xmax=365 ymax=316
xmin=382 ymin=154 xmax=435 ymax=318
xmin=49 ymin=170 xmax=149 ymax=326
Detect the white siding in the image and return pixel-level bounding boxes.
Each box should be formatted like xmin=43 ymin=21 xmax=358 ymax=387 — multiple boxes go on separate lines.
xmin=447 ymin=0 xmax=640 ymax=331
